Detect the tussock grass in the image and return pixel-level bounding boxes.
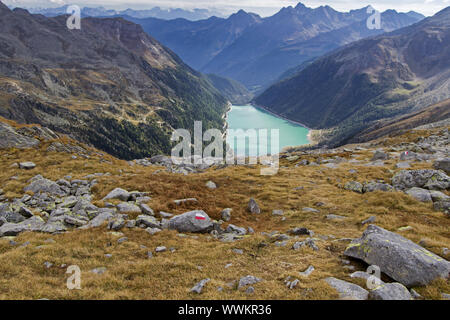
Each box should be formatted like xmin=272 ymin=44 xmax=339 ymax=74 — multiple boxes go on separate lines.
xmin=0 ymin=127 xmax=448 ymax=300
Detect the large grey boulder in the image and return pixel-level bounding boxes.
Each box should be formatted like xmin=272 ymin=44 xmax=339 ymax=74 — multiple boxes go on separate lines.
xmin=405 ymin=188 xmax=432 ymax=202
xmin=392 ymin=170 xmax=450 ymax=191
xmin=168 ymin=210 xmax=213 ymax=233
xmin=433 ymin=158 xmax=450 ymax=174
xmin=24 ymin=176 xmax=66 ymax=197
xmin=369 ymin=283 xmax=412 ymax=300
xmin=0 ymin=216 xmax=45 ymax=237
xmin=102 ymin=188 xmax=130 ymax=201
xmin=344 ymin=225 xmax=450 ymax=287
xmin=325 ymin=277 xmax=368 ymax=300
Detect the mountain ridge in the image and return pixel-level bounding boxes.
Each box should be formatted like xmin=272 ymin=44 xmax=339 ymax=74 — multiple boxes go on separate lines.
xmin=254 ymin=6 xmax=450 ymax=147
xmin=0 ymin=4 xmax=228 ymax=160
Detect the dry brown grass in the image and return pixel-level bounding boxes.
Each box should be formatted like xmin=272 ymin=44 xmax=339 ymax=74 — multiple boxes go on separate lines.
xmin=0 ymin=127 xmax=448 ymax=300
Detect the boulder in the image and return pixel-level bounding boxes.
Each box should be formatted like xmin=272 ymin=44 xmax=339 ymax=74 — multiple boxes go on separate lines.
xmin=102 ymin=188 xmax=130 ymax=201
xmin=325 ymin=277 xmax=368 ymax=300
xmin=392 ymin=170 xmax=450 ymax=191
xmin=434 ymin=201 xmax=450 ymax=216
xmin=79 ymin=210 xmax=115 ymax=229
xmin=24 ymin=176 xmax=66 ymax=197
xmin=221 ymin=208 xmax=232 ymax=222
xmin=168 ymin=210 xmax=213 ymax=233
xmin=363 ymin=182 xmax=393 ymax=193
xmin=344 ymin=225 xmax=450 ymax=287
xmin=369 ymin=283 xmax=412 ymax=300
xmin=247 ymin=198 xmax=261 ymax=214
xmin=191 ymin=279 xmax=210 ymax=294
xmin=0 ymin=216 xmax=45 ymax=237
xmin=433 ymin=158 xmax=450 ymax=174
xmin=371 ymin=151 xmax=389 ymax=161
xmin=136 ymin=215 xmax=161 ymax=229
xmin=238 ymin=275 xmax=262 ymax=289
xmin=344 ymin=181 xmax=364 ymax=194
xmin=19 ymin=162 xmax=36 ymax=170
xmin=116 ymin=203 xmax=141 ymax=214
xmin=226 ymin=224 xmax=247 ymax=236
xmin=405 ymin=188 xmax=432 ymax=202
xmin=205 ymin=181 xmax=217 ymax=190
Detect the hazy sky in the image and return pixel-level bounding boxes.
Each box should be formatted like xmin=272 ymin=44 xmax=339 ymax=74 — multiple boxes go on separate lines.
xmin=4 ymin=0 xmax=450 ymax=16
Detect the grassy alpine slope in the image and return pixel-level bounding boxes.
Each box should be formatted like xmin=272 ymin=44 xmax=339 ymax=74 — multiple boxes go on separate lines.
xmin=0 ymin=117 xmax=448 ymax=300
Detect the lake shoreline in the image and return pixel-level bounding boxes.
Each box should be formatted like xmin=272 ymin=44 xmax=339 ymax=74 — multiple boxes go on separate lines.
xmin=225 ymin=104 xmax=312 ymax=152
xmin=246 ymin=103 xmax=314 ymax=145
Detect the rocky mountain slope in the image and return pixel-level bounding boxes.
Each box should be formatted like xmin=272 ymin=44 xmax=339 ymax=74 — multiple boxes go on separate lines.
xmin=255 ymin=7 xmax=450 ymax=148
xmin=0 ymin=3 xmax=228 ymax=160
xmin=0 ymin=114 xmax=448 ymax=300
xmin=133 ymin=3 xmax=423 ymax=90
xmin=204 ymin=74 xmax=253 ymax=104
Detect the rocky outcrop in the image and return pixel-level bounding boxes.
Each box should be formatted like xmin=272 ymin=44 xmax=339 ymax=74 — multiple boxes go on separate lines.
xmin=345 ymin=225 xmax=450 ymax=287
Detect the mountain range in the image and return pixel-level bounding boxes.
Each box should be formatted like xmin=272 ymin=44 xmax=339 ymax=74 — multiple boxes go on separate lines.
xmin=0 ymin=2 xmax=228 ymax=160
xmin=25 ymin=5 xmax=223 ymax=21
xmin=255 ymin=7 xmax=450 ymax=147
xmin=130 ymin=3 xmax=425 ymax=91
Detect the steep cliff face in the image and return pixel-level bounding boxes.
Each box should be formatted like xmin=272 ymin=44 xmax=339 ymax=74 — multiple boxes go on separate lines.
xmin=0 ymin=4 xmax=228 ymax=159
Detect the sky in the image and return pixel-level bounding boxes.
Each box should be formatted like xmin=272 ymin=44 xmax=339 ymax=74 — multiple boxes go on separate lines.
xmin=4 ymin=0 xmax=450 ymax=16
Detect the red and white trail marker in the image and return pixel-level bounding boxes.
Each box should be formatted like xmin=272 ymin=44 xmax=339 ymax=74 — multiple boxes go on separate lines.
xmin=195 ymin=213 xmax=206 ymax=220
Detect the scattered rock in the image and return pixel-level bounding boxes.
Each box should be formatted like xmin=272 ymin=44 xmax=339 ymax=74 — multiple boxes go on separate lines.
xmin=238 ymin=275 xmax=262 ymax=289
xmin=299 ymin=265 xmax=315 ymax=277
xmin=116 ymin=203 xmax=141 ymax=214
xmin=191 ymin=278 xmax=210 ymax=294
xmin=139 ymin=204 xmax=154 ymax=216
xmin=344 ymin=181 xmax=364 ymax=194
xmin=406 ymin=187 xmax=432 ymax=202
xmin=155 ymin=246 xmax=167 ymax=253
xmin=272 ymin=209 xmax=284 ymax=216
xmin=174 ymin=198 xmax=198 ymax=205
xmin=433 ymin=158 xmax=450 ymax=174
xmin=19 ymin=162 xmax=36 ymax=170
xmin=221 ymin=208 xmax=232 ymax=222
xmin=361 ymin=216 xmax=376 ymax=225
xmin=102 ymin=188 xmax=130 ymax=201
xmin=247 ymin=198 xmax=261 ymax=214
xmin=325 ymin=277 xmax=368 ymax=300
xmin=205 ymin=181 xmax=217 ymax=190
xmin=91 ymin=267 xmax=107 ymax=275
xmin=369 ymin=283 xmax=412 ymax=300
